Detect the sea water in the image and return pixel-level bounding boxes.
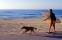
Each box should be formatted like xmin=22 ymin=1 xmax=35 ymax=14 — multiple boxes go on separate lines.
xmin=0 ymin=9 xmax=62 ymax=18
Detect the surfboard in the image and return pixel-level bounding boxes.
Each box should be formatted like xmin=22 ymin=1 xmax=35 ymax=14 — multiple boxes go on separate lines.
xmin=42 ymin=12 xmax=50 ymax=19
xmin=42 ymin=12 xmax=61 ymax=23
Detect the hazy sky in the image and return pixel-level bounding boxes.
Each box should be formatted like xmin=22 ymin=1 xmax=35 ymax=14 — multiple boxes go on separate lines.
xmin=0 ymin=0 xmax=62 ymax=9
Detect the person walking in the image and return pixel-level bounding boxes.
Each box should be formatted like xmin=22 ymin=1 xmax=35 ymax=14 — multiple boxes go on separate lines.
xmin=44 ymin=9 xmax=56 ymax=33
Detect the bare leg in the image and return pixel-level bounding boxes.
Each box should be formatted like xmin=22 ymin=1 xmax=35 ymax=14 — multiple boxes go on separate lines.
xmin=48 ymin=20 xmax=53 ymax=32
xmin=53 ymin=21 xmax=56 ymax=33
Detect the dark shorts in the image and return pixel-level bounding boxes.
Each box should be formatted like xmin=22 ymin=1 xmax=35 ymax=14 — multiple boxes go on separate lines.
xmin=51 ymin=18 xmax=56 ymax=21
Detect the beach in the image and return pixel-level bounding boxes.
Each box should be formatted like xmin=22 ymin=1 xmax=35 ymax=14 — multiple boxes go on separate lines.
xmin=0 ymin=18 xmax=62 ymax=40
xmin=0 ymin=0 xmax=62 ymax=39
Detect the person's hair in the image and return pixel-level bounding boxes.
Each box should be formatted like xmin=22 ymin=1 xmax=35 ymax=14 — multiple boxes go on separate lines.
xmin=50 ymin=9 xmax=52 ymax=11
xmin=49 ymin=9 xmax=53 ymax=13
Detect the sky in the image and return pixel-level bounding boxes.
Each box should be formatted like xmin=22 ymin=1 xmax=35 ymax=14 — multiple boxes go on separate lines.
xmin=0 ymin=0 xmax=62 ymax=9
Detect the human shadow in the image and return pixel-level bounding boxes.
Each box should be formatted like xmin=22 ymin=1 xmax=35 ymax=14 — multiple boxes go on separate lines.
xmin=51 ymin=31 xmax=62 ymax=35
xmin=29 ymin=31 xmax=62 ymax=39
xmin=44 ymin=35 xmax=62 ymax=39
xmin=44 ymin=31 xmax=62 ymax=39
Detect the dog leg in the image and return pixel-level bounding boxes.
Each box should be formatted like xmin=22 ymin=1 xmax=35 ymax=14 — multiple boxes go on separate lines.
xmin=30 ymin=31 xmax=35 ymax=34
xmin=30 ymin=31 xmax=33 ymax=34
xmin=33 ymin=31 xmax=35 ymax=33
xmin=22 ymin=30 xmax=27 ymax=34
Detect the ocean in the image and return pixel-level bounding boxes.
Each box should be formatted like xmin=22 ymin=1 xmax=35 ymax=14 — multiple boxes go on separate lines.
xmin=0 ymin=9 xmax=62 ymax=18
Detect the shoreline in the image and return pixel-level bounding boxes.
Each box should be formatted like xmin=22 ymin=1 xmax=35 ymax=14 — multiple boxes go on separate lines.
xmin=0 ymin=17 xmax=62 ymax=19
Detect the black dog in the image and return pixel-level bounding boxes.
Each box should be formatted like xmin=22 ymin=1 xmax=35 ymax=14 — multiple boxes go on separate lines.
xmin=21 ymin=26 xmax=37 ymax=34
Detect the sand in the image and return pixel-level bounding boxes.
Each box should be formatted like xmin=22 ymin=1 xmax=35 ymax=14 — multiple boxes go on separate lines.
xmin=0 ymin=18 xmax=62 ymax=40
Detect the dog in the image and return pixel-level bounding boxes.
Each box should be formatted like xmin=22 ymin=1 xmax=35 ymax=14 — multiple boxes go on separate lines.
xmin=21 ymin=26 xmax=37 ymax=34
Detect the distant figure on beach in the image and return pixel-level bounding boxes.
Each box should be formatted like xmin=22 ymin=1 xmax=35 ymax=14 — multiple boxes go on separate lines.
xmin=44 ymin=9 xmax=56 ymax=33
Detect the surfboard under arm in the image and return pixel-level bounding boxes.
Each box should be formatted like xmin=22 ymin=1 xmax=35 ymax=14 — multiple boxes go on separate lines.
xmin=41 ymin=12 xmax=61 ymax=23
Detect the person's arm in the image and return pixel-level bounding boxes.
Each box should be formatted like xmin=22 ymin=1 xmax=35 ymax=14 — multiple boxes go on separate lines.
xmin=44 ymin=17 xmax=50 ymax=21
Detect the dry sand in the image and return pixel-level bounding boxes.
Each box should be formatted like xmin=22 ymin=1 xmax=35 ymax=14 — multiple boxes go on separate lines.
xmin=0 ymin=18 xmax=62 ymax=40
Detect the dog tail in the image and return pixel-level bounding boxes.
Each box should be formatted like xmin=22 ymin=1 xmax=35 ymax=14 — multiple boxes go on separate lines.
xmin=33 ymin=27 xmax=37 ymax=30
